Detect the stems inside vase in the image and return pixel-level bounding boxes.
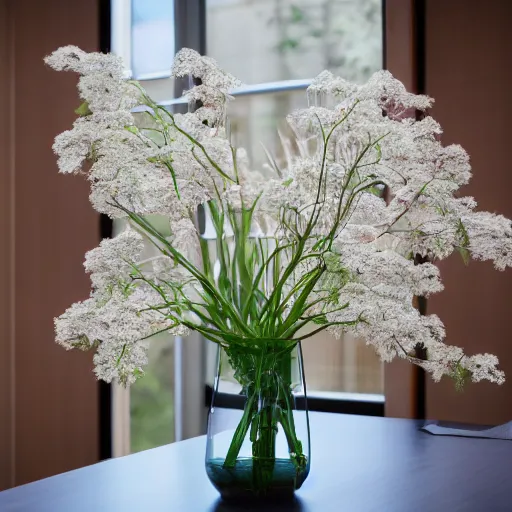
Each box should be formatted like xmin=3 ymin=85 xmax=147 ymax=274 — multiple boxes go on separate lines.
xmin=221 ymin=345 xmax=307 ymax=478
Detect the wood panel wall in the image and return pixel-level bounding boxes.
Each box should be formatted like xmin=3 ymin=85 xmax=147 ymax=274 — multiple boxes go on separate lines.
xmin=425 ymin=0 xmax=512 ymax=424
xmin=0 ymin=0 xmax=15 ymax=491
xmin=383 ymin=0 xmax=417 ymax=419
xmin=384 ymin=0 xmax=512 ymax=424
xmin=0 ymin=0 xmax=101 ymax=489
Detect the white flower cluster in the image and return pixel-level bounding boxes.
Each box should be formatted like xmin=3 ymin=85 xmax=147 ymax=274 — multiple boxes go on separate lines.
xmin=48 ymin=46 xmax=509 ymax=387
xmin=321 ymin=242 xmax=504 ymax=385
xmin=45 ymin=47 xmax=236 ymax=223
xmin=44 ymin=46 xmax=140 ymax=112
xmin=171 ymin=48 xmax=241 ymax=121
xmin=55 ymin=230 xmax=189 ymax=385
xmin=281 ymin=70 xmax=509 ymax=385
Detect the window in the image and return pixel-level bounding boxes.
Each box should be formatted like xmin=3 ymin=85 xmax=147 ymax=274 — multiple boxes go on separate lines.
xmin=206 ymin=0 xmax=385 ymax=402
xmin=110 ymin=0 xmax=385 ymax=456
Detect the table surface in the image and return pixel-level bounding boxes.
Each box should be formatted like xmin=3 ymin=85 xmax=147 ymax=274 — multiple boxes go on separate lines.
xmin=1 ymin=412 xmax=511 ymax=512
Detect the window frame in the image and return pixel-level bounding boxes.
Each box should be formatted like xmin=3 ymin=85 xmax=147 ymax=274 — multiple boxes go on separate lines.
xmin=205 ymin=385 xmax=384 ymax=416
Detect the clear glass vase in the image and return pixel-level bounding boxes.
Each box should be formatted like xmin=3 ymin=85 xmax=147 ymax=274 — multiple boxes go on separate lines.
xmin=205 ymin=341 xmax=311 ymax=502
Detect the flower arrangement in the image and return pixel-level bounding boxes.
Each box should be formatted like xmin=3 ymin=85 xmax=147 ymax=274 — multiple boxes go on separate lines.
xmin=46 ymin=46 xmax=509 ymax=497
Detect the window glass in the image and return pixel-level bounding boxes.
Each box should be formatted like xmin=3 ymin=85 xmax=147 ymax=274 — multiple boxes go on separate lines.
xmin=130 ymin=335 xmax=175 ymax=452
xmin=207 ymin=0 xmax=382 ymax=84
xmin=302 ymin=332 xmax=383 ymax=395
xmin=227 ymin=90 xmax=306 ymax=171
xmin=132 ymin=0 xmax=175 ymax=79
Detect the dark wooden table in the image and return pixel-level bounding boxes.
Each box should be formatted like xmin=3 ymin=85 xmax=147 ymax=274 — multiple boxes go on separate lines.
xmin=1 ymin=412 xmax=511 ymax=511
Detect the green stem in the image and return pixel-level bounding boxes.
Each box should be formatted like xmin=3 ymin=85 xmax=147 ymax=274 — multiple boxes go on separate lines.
xmin=276 ymin=379 xmax=305 ymax=469
xmin=252 ymin=402 xmax=278 ymax=492
xmin=223 ymin=390 xmax=258 ymax=468
xmin=221 ymin=346 xmax=307 ymax=490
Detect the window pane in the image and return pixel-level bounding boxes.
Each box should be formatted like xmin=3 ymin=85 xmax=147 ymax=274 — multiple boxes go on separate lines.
xmin=130 ymin=335 xmax=175 ymax=453
xmin=302 ymin=332 xmax=383 ymax=395
xmin=227 ymin=90 xmax=307 ymax=171
xmin=207 ymin=0 xmax=382 ymax=84
xmin=132 ymin=0 xmax=175 ymax=79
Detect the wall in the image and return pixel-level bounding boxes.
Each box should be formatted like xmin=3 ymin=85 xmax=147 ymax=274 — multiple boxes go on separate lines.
xmin=425 ymin=0 xmax=512 ymax=424
xmin=383 ymin=0 xmax=418 ymax=418
xmin=0 ymin=0 xmax=15 ymax=491
xmin=0 ymin=0 xmax=100 ymax=489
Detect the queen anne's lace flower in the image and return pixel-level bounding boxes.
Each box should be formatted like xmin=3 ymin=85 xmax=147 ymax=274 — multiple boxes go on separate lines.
xmin=171 ymin=48 xmax=241 ymax=122
xmin=172 ymin=48 xmax=241 ymax=92
xmin=84 ymin=229 xmax=144 ymax=292
xmin=55 ymin=284 xmax=189 ymax=385
xmin=53 ymin=111 xmax=135 ymax=174
xmin=462 ymin=212 xmax=512 ymax=270
xmin=169 ymin=218 xmax=199 ymax=258
xmin=45 ymin=46 xmax=140 ymax=112
xmin=308 ymin=70 xmax=358 ymax=100
xmin=48 ymin=46 xmax=509 ymax=388
xmin=89 ymin=136 xmax=179 ymax=218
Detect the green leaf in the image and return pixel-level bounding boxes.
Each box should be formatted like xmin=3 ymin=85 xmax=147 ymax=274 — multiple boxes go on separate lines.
xmin=125 ymin=125 xmax=139 ymax=135
xmin=457 ymin=246 xmax=470 ymax=266
xmin=75 ymin=101 xmax=92 ymax=117
xmin=367 ymin=186 xmax=382 ymax=197
xmin=282 ymin=178 xmax=293 ymax=187
xmin=449 ymin=362 xmax=471 ymax=392
xmin=290 ymin=5 xmax=304 ymax=23
xmin=277 ymin=38 xmax=299 ymax=52
xmin=312 ymin=315 xmax=328 ymax=325
xmin=116 ymin=344 xmax=127 ymax=365
xmin=456 ymin=219 xmax=470 ymax=245
xmin=132 ymin=368 xmax=144 ymax=379
xmin=455 ymin=219 xmax=470 ymax=265
xmin=277 ymin=266 xmax=325 ymax=337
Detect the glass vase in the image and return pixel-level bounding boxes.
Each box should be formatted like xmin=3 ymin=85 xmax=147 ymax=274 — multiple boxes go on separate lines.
xmin=205 ymin=341 xmax=310 ymax=502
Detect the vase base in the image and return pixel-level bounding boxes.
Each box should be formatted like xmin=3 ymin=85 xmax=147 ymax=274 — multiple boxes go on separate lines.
xmin=206 ymin=457 xmax=308 ymax=501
